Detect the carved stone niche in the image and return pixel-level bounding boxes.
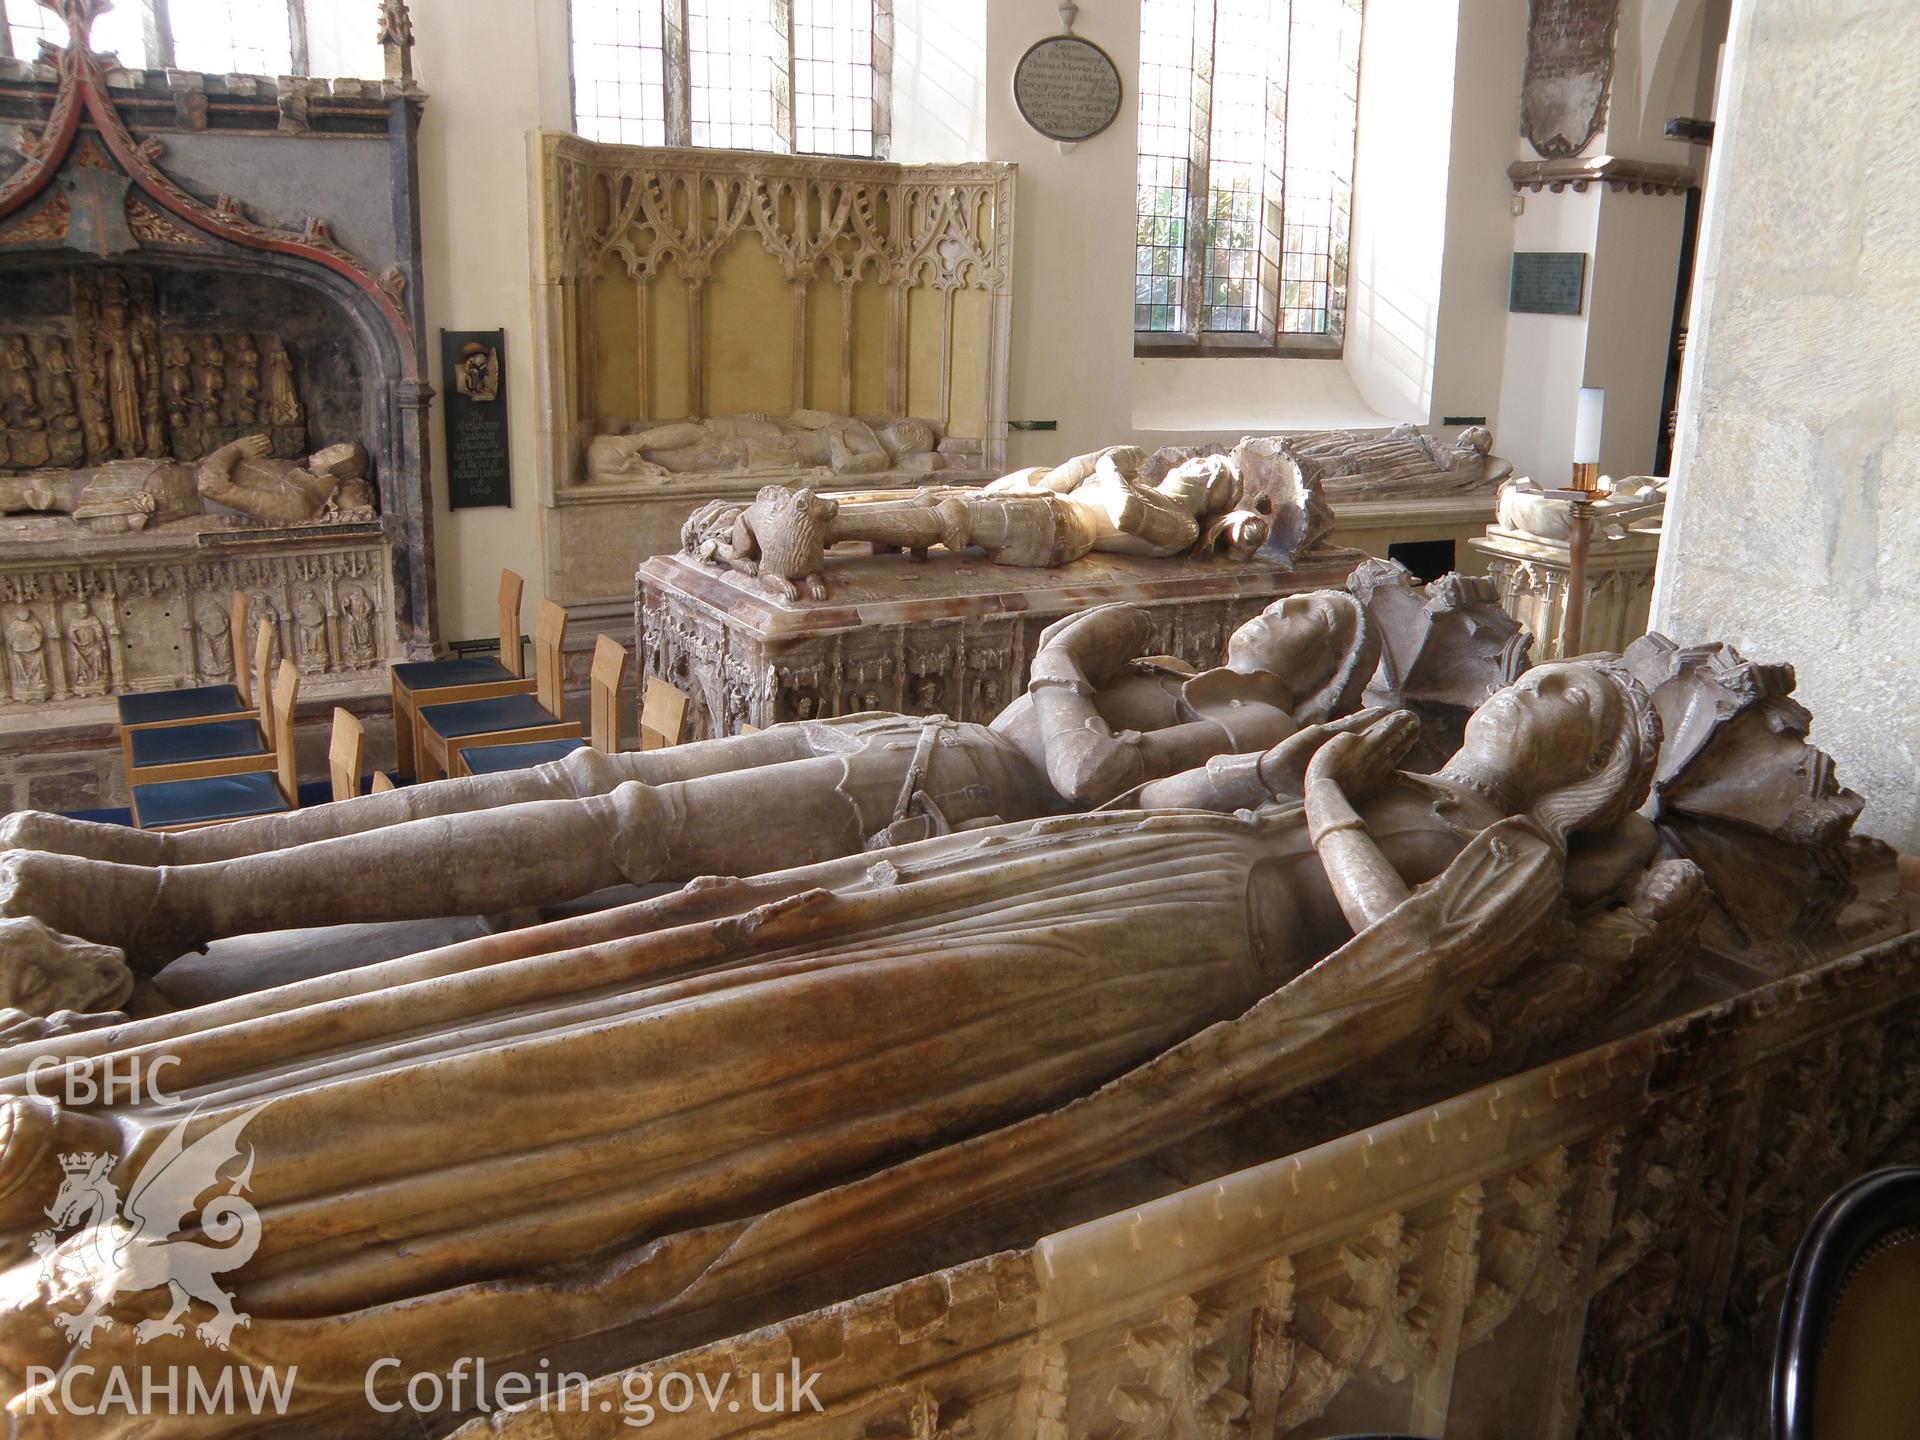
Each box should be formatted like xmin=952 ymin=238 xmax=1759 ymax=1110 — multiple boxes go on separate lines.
xmin=0 ymin=0 xmax=433 ymax=736
xmin=535 ymin=137 xmax=1017 ymax=606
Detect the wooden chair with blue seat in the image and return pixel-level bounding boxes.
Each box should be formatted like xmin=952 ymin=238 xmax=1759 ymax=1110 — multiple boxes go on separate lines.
xmin=121 ymin=618 xmax=278 ymax=789
xmin=415 ymin=597 xmax=581 ymax=781
xmin=117 ymin=591 xmax=255 ymax=733
xmin=130 ymin=659 xmax=301 ymax=831
xmin=389 ymin=567 xmax=531 ymax=780
xmin=459 ymin=632 xmax=630 ymax=777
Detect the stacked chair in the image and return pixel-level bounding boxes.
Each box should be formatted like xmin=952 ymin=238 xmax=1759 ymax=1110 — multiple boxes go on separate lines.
xmin=127 ymin=659 xmax=300 ymax=831
xmin=388 ymin=568 xmax=533 ymax=781
xmin=413 ymin=598 xmax=582 ymax=781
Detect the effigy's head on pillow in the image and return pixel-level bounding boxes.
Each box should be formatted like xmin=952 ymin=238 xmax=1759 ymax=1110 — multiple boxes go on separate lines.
xmin=1446 ymin=659 xmax=1661 ymax=843
xmin=1225 ymin=590 xmax=1378 ymax=724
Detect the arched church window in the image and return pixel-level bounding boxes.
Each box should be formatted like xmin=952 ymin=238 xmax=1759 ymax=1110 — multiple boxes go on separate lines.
xmin=571 ymin=0 xmax=888 ymax=158
xmin=0 ymin=0 xmax=385 ymax=80
xmin=1135 ymin=0 xmax=1361 ymax=354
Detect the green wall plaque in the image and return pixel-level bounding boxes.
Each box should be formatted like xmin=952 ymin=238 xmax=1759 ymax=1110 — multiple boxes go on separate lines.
xmin=1509 ymin=252 xmax=1589 ymax=315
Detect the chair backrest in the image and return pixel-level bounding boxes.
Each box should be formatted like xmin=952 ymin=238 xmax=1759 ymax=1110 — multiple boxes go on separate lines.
xmin=533 ymin=598 xmax=568 ymax=716
xmin=589 ymin=634 xmax=629 ymax=752
xmin=270 ymin=659 xmax=300 ymax=802
xmin=328 ymin=707 xmax=364 ymax=804
xmin=1772 ymin=1166 xmax=1920 ymax=1440
xmin=370 ymin=770 xmax=396 ymax=794
xmin=639 ymin=676 xmax=688 ymax=751
xmin=498 ymin=568 xmax=526 ymax=679
xmin=251 ymin=618 xmax=276 ymax=736
xmin=229 ymin=591 xmax=253 ymax=704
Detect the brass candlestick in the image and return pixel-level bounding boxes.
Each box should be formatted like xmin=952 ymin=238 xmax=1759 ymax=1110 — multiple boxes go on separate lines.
xmin=1561 ymin=494 xmax=1593 ymax=657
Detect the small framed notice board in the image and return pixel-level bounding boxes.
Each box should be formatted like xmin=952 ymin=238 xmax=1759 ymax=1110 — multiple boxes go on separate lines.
xmin=1509 ymin=252 xmax=1588 ymax=316
xmin=441 ymin=328 xmax=512 ymax=509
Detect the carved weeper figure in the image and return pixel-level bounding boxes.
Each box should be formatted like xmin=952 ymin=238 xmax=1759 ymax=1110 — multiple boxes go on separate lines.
xmin=0 ymin=660 xmax=1700 ymax=1430
xmin=0 ymin=593 xmax=1379 ymax=970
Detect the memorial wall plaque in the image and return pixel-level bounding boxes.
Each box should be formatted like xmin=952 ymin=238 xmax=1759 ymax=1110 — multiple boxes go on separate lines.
xmin=441 ymin=328 xmax=511 ymax=510
xmin=1509 ymin=252 xmax=1588 ymax=315
xmin=1013 ymin=35 xmax=1123 ymax=143
xmin=1521 ymin=0 xmax=1620 ymax=158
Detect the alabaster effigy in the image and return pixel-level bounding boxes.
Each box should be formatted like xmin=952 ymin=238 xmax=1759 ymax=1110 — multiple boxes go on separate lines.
xmin=678 ymin=441 xmax=1299 ymax=602
xmin=1144 ymin=423 xmax=1515 ymax=504
xmin=0 ymin=578 xmax=1383 ymax=973
xmin=0 ymin=579 xmax=1906 ymax=1435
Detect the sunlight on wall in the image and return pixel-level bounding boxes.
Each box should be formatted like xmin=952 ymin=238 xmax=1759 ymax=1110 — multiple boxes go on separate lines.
xmin=890 ymin=0 xmax=987 ymax=163
xmin=1340 ymin=0 xmax=1458 ymax=425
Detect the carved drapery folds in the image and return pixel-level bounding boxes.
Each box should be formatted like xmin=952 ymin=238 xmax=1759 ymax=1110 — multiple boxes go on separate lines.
xmin=537 ymin=135 xmax=1014 ymax=497
xmin=455 ymin=932 xmax=1920 ymax=1440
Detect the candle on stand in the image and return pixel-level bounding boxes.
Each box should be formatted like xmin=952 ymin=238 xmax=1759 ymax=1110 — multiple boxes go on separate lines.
xmin=1572 ymin=387 xmax=1604 ymax=493
xmin=1560 ymin=385 xmax=1605 ymax=657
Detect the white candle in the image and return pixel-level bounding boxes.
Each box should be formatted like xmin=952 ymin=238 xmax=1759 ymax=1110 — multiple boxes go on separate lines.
xmin=1573 ymin=387 xmax=1605 ymax=465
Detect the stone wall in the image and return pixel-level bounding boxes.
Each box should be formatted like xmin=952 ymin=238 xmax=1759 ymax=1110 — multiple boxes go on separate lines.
xmin=1653 ymin=0 xmax=1920 ymax=850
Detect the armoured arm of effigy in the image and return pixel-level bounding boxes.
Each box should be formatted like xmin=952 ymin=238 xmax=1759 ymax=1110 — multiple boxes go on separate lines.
xmin=1024 ymin=604 xmax=1243 ymax=805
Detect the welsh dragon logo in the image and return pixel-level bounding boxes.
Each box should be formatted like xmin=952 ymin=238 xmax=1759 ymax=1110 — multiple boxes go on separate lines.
xmin=30 ymin=1104 xmax=269 ymax=1351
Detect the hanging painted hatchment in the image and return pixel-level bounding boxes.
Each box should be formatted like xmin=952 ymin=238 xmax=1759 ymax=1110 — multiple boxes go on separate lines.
xmin=1522 ymin=0 xmax=1620 ymax=159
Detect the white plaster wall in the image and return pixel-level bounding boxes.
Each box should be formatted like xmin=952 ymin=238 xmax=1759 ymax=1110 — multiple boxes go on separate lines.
xmin=982 ymin=0 xmax=1144 ymax=466
xmin=889 ymin=0 xmax=987 ymax=164
xmin=1429 ymin=0 xmax=1528 ymax=446
xmin=1492 ymin=0 xmax=1720 ymax=487
xmin=1341 ymin=0 xmax=1460 ymax=427
xmin=1586 ymin=188 xmax=1685 ymax=479
xmin=1653 ymin=0 xmax=1920 ymax=849
xmin=1494 ymin=187 xmax=1601 ymax=485
xmin=411 ymin=0 xmax=571 ymax=641
xmin=983 ymin=0 xmax=1510 ymax=462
